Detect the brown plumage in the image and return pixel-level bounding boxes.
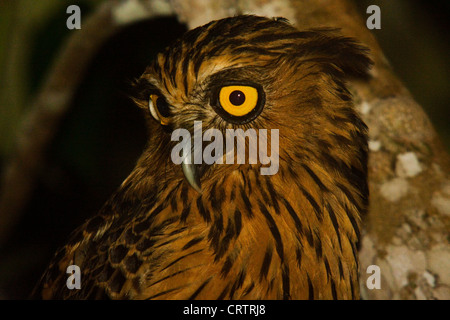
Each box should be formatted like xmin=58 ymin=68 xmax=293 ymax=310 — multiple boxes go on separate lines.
xmin=32 ymin=15 xmax=371 ymax=300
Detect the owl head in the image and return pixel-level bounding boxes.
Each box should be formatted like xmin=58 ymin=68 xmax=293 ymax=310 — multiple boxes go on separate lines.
xmin=33 ymin=15 xmax=373 ymax=300
xmin=132 ymin=15 xmax=372 ymax=194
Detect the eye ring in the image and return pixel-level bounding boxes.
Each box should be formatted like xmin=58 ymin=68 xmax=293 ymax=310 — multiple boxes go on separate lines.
xmin=212 ymin=83 xmax=265 ymax=125
xmin=149 ymin=94 xmax=171 ymax=125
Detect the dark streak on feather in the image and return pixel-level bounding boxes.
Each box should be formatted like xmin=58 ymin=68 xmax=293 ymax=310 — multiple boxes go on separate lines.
xmin=258 ymin=200 xmax=284 ymax=261
xmin=188 ymin=277 xmax=212 ymax=300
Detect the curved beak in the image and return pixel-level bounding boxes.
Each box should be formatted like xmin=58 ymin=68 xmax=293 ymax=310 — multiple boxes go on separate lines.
xmin=182 ymin=155 xmax=202 ymax=193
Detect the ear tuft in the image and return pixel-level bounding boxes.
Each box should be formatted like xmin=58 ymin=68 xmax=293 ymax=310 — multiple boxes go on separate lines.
xmin=306 ymin=29 xmax=374 ymax=78
xmin=330 ymin=36 xmax=373 ymax=78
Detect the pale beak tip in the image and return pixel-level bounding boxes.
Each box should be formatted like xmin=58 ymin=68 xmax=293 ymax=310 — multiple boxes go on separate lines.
xmin=181 ymin=161 xmax=202 ymax=193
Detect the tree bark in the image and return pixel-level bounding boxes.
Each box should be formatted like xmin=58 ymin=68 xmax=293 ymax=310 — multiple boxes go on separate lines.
xmin=0 ymin=0 xmax=448 ymax=299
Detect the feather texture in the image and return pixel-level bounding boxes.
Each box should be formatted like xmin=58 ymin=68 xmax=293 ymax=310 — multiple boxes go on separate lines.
xmin=33 ymin=15 xmax=371 ymax=300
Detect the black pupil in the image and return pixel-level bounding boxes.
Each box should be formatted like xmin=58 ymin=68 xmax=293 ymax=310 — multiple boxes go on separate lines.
xmin=229 ymin=90 xmax=245 ymax=106
xmin=156 ymin=97 xmax=170 ymax=118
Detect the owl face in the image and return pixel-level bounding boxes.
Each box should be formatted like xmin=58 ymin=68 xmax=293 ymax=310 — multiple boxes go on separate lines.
xmin=132 ymin=15 xmax=371 ymax=192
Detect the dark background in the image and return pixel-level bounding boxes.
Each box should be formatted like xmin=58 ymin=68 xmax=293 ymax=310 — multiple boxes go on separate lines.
xmin=0 ymin=0 xmax=448 ymax=299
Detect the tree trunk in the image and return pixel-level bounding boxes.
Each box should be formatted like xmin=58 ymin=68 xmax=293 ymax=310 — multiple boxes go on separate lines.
xmin=1 ymin=0 xmax=448 ymax=299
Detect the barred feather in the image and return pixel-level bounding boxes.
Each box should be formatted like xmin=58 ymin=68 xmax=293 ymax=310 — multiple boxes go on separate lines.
xmin=33 ymin=15 xmax=371 ymax=300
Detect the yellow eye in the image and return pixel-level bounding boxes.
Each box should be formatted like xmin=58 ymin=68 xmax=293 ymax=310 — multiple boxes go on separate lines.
xmin=219 ymin=86 xmax=259 ymax=117
xmin=149 ymin=94 xmax=171 ymax=125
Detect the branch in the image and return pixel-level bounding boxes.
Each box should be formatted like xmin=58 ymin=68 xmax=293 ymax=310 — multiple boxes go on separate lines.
xmin=0 ymin=0 xmax=173 ymax=246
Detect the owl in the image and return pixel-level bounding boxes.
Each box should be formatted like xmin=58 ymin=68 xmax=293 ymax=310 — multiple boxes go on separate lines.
xmin=33 ymin=15 xmax=371 ymax=300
